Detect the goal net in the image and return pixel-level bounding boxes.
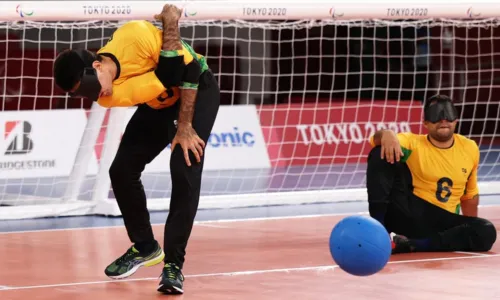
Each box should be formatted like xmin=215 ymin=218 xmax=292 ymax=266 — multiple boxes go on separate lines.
xmin=0 ymin=14 xmax=499 ymax=219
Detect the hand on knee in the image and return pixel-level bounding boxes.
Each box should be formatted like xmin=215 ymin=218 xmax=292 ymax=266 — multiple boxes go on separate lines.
xmin=170 ymin=144 xmax=203 ymax=180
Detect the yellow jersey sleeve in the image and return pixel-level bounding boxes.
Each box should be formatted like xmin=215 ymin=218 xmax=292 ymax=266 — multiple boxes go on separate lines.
xmin=396 ymin=132 xmax=415 ymax=150
xmin=461 ymin=141 xmax=480 ymax=201
xmin=369 ymin=134 xmax=376 ymax=147
xmin=97 ymin=72 xmax=165 ymax=108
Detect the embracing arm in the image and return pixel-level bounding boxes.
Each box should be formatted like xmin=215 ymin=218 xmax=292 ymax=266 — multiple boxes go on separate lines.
xmin=461 ymin=194 xmax=479 ymax=217
xmin=460 ymin=142 xmax=480 ymax=217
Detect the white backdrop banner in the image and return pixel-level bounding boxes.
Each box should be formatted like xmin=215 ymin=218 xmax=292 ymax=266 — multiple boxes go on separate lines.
xmin=121 ymin=105 xmax=271 ymax=173
xmin=0 ymin=110 xmax=88 ymax=179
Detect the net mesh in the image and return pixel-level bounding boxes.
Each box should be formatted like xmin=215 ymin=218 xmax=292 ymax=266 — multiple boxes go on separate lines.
xmin=0 ymin=18 xmax=499 ymax=216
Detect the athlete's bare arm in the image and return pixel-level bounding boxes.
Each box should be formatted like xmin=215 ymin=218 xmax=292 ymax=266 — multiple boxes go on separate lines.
xmin=461 ymin=194 xmax=479 ymax=217
xmin=154 ymin=4 xmax=204 ymax=167
xmin=156 ymin=5 xmax=196 ymax=127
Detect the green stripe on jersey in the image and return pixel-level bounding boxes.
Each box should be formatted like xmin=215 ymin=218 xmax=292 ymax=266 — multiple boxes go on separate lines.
xmin=399 ymin=147 xmax=412 ymax=163
xmin=181 ymin=82 xmax=199 ymax=89
xmin=181 ymin=40 xmax=209 ymax=73
xmin=160 ymin=50 xmax=182 ymax=57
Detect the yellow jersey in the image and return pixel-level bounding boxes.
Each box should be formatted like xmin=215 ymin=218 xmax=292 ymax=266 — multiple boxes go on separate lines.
xmin=370 ymin=133 xmax=480 ymax=213
xmin=95 ymin=20 xmax=208 ymax=109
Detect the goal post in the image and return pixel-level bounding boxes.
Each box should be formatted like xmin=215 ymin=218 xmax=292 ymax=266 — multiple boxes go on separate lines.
xmin=0 ymin=1 xmax=499 ymax=220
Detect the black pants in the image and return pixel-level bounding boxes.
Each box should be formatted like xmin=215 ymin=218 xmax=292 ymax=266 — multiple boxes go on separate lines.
xmin=366 ymin=146 xmax=496 ymax=252
xmin=109 ymin=70 xmax=220 ymax=268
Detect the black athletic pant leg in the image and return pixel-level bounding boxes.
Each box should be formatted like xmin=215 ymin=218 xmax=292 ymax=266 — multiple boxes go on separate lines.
xmin=109 ymin=103 xmax=177 ymax=246
xmin=366 ymin=145 xmax=419 ymax=235
xmin=366 ymin=146 xmax=496 ymax=252
xmin=164 ymin=70 xmax=220 ymax=269
xmin=410 ymin=194 xmax=496 ymax=252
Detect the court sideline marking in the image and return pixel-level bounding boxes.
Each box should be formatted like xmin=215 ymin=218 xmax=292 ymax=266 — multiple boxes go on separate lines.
xmin=0 ymin=211 xmax=371 ymax=235
xmin=454 ymin=251 xmax=490 ymax=256
xmin=0 ymin=254 xmax=499 ymax=292
xmin=1 ymin=203 xmax=499 ymax=235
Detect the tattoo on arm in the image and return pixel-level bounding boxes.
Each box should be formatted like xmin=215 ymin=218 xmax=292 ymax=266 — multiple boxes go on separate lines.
xmin=159 ymin=15 xmax=198 ymax=126
xmin=178 ymin=89 xmax=196 ymax=125
xmin=162 ymin=19 xmax=182 ymax=51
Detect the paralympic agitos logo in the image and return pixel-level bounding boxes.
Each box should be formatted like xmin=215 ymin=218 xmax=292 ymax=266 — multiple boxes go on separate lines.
xmin=16 ymin=4 xmax=34 ymax=17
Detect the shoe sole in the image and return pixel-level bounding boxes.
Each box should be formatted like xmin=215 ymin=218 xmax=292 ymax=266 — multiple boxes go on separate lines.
xmin=157 ymin=283 xmax=183 ymax=295
xmin=107 ymin=250 xmax=165 ymax=280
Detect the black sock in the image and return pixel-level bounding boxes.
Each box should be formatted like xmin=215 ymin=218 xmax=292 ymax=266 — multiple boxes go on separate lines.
xmin=409 ymin=234 xmax=440 ymax=252
xmin=134 ymin=240 xmax=157 ymax=254
xmin=410 ymin=238 xmax=431 ymax=251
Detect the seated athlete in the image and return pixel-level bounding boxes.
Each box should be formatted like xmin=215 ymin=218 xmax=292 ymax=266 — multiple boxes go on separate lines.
xmin=52 ymin=5 xmax=220 ymax=295
xmin=367 ymin=94 xmax=496 ymax=254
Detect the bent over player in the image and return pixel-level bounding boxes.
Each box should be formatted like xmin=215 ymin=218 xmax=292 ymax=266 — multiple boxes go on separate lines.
xmin=52 ymin=5 xmax=220 ymax=294
xmin=367 ymin=95 xmax=496 ymax=254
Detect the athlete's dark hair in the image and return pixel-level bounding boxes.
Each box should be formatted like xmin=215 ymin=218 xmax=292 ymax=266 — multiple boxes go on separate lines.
xmin=53 ymin=49 xmax=100 ymax=92
xmin=424 ymin=94 xmax=454 ymax=111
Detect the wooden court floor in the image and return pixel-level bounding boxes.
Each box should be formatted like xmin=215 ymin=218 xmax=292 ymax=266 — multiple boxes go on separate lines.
xmin=1 ymin=206 xmax=500 ymax=299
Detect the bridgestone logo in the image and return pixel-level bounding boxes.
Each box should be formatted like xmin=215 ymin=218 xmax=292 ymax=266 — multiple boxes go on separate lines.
xmin=4 ymin=121 xmax=33 ymax=155
xmin=0 ymin=120 xmax=56 ymax=172
xmin=0 ymin=160 xmax=56 ymax=170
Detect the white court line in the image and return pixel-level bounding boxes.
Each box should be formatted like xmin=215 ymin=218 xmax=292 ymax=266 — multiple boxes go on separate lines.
xmin=0 ymin=253 xmax=499 ymax=292
xmin=0 ymin=211 xmax=370 ymax=235
xmin=0 ymin=203 xmax=499 ymax=235
xmin=454 ymin=251 xmax=490 ymax=256
xmin=196 ymin=224 xmax=232 ymax=228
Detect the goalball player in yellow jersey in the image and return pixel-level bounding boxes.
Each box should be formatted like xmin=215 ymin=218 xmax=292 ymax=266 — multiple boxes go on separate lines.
xmin=367 ymin=95 xmax=496 ymax=254
xmin=52 ymin=5 xmax=219 ymax=295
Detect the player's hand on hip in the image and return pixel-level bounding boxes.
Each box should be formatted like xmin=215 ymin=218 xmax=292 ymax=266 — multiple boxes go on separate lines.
xmin=154 ymin=4 xmax=182 ymax=23
xmin=171 ymin=123 xmax=205 ymax=167
xmin=380 ymin=130 xmax=404 ymax=164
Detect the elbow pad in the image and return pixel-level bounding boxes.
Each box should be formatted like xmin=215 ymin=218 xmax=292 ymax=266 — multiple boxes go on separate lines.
xmin=154 ymin=50 xmax=185 ymax=88
xmin=181 ymin=60 xmax=201 ymax=89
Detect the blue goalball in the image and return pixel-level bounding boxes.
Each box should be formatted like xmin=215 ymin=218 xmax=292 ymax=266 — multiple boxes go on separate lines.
xmin=329 ymin=215 xmax=392 ymax=276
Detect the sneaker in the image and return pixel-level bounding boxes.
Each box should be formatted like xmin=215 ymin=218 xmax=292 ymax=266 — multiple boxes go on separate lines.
xmin=105 ymin=242 xmax=165 ymax=279
xmin=157 ymin=262 xmax=184 ymax=294
xmin=391 ymin=234 xmax=416 ymax=254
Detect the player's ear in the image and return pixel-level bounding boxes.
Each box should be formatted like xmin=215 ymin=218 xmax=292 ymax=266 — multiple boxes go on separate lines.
xmin=92 ymin=60 xmax=102 ymax=71
xmin=423 ymin=120 xmax=431 ymax=128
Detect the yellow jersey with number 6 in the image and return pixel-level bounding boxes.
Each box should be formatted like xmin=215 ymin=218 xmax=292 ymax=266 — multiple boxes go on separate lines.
xmin=384 ymin=133 xmax=480 ymax=213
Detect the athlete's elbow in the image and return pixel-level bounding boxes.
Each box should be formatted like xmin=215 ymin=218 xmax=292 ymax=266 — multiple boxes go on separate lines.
xmin=182 ymin=60 xmax=201 ymax=87
xmin=154 ymin=55 xmax=185 ymax=87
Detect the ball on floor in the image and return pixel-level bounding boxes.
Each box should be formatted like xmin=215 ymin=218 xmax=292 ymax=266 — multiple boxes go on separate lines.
xmin=329 ymin=215 xmax=391 ymax=276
